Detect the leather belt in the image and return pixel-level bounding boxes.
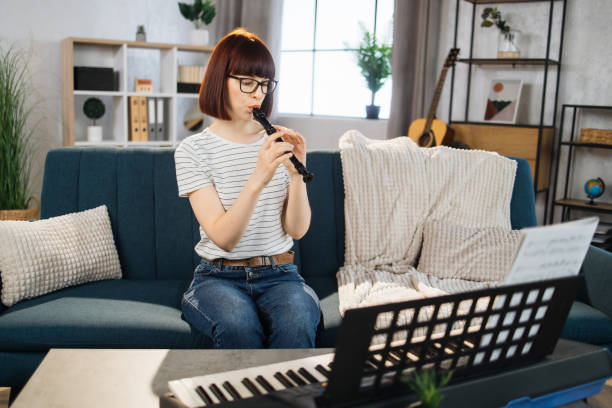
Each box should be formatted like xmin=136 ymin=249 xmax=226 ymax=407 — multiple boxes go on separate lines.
xmin=206 ymin=250 xmax=294 ymax=267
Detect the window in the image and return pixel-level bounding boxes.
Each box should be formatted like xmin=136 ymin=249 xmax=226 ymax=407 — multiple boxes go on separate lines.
xmin=278 ymin=0 xmax=394 ymax=118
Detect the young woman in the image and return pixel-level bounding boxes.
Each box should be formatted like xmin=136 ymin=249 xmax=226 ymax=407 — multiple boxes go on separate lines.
xmin=174 ymin=28 xmax=321 ymax=349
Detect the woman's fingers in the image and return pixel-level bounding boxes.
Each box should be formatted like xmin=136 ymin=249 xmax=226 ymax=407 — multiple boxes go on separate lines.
xmin=273 ymin=152 xmax=294 ymax=167
xmin=272 ymin=141 xmax=294 ymax=155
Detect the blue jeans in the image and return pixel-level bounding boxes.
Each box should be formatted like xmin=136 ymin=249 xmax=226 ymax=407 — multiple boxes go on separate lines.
xmin=181 ymin=258 xmax=321 ymax=349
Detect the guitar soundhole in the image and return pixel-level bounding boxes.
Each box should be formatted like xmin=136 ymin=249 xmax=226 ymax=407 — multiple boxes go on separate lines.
xmin=418 ymin=132 xmax=434 ymax=147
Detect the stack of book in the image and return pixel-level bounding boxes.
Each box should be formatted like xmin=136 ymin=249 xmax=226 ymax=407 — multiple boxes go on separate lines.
xmin=177 ymin=65 xmax=204 ymax=93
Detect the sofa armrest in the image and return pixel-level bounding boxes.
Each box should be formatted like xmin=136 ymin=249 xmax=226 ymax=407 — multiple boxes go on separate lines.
xmin=581 ymin=245 xmax=612 ymax=319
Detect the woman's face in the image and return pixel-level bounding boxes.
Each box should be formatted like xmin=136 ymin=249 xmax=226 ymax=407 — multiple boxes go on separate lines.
xmin=226 ymin=74 xmax=268 ymax=122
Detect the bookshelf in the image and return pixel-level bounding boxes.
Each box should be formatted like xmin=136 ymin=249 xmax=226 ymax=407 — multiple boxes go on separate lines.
xmin=448 ymin=0 xmax=567 ymax=218
xmin=61 ymin=37 xmax=213 ymax=146
xmin=549 ymin=104 xmax=612 ymax=249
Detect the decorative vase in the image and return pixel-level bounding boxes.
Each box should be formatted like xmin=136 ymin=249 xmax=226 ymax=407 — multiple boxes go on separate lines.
xmin=87 ymin=126 xmax=103 ymax=142
xmin=136 ymin=32 xmax=146 ymax=42
xmin=498 ymin=30 xmax=520 ymax=59
xmin=189 ymin=29 xmax=209 ymax=46
xmin=365 ymin=105 xmax=380 ymax=119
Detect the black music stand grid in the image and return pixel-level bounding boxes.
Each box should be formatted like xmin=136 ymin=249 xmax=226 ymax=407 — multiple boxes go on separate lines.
xmin=321 ymin=276 xmax=580 ymax=406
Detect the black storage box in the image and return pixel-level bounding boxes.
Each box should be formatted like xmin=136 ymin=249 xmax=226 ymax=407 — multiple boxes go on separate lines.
xmin=177 ymin=82 xmax=200 ymax=94
xmin=74 ymin=66 xmax=119 ymax=91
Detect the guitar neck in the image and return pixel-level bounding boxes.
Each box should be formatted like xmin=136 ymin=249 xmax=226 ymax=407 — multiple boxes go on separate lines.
xmin=424 ymin=66 xmax=450 ymax=131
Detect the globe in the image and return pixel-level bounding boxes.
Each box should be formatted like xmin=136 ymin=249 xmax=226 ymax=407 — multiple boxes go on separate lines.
xmin=585 ymin=177 xmax=605 ymax=204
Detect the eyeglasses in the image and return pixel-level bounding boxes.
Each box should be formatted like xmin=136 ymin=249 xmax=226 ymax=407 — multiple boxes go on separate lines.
xmin=228 ymin=75 xmax=278 ymax=94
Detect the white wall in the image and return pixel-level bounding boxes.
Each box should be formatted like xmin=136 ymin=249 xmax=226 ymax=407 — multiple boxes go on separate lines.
xmin=435 ymin=0 xmax=612 ymax=225
xmin=275 ymin=115 xmax=388 ymax=150
xmin=0 ymin=0 xmax=214 ymax=199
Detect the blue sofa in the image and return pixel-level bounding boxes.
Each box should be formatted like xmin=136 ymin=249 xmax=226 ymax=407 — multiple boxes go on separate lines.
xmin=1 ymin=147 xmax=610 ymax=394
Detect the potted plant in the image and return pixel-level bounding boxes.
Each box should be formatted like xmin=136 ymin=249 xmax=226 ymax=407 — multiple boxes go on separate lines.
xmin=353 ymin=28 xmax=392 ymax=119
xmin=481 ymin=7 xmax=520 ymax=58
xmin=403 ymin=369 xmax=452 ymax=408
xmin=178 ymin=0 xmax=216 ymax=46
xmin=0 ymin=46 xmax=39 ymax=220
xmin=136 ymin=25 xmax=146 ymax=42
xmin=83 ymin=97 xmax=106 ymax=142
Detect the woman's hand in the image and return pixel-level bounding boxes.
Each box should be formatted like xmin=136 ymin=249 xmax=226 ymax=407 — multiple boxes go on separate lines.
xmin=250 ymin=132 xmax=295 ymax=190
xmin=273 ymin=126 xmax=306 ymax=176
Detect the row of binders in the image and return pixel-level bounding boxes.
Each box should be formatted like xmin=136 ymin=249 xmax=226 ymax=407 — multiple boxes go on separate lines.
xmin=128 ymin=96 xmax=165 ymax=142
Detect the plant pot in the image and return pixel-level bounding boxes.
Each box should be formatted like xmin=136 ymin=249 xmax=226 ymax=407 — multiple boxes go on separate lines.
xmin=365 ymin=105 xmax=380 ymax=119
xmin=0 ymin=196 xmax=40 ymax=220
xmin=498 ymin=30 xmax=520 ymax=59
xmin=189 ymin=29 xmax=209 ymax=46
xmin=87 ymin=126 xmax=103 ymax=142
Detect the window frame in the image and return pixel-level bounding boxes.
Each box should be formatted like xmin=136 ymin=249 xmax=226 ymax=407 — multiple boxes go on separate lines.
xmin=279 ymin=0 xmax=391 ymax=118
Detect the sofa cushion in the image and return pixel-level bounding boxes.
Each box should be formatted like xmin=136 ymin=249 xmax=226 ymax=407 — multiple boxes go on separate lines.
xmin=0 ymin=279 xmax=210 ymax=351
xmin=417 ymin=221 xmax=521 ymax=282
xmin=40 ymin=148 xmax=200 ymax=281
xmin=0 ymin=205 xmax=121 ymax=307
xmin=308 ymin=276 xmax=342 ymax=348
xmin=561 ymin=301 xmax=612 ymax=346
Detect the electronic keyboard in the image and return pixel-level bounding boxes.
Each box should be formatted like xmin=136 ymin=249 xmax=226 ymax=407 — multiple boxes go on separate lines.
xmin=168 ymin=353 xmax=334 ymax=407
xmin=167 ymin=276 xmax=586 ymax=408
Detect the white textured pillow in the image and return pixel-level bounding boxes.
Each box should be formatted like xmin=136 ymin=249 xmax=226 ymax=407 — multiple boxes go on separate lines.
xmin=0 ymin=205 xmax=121 ymax=307
xmin=417 ymin=221 xmax=521 ymax=282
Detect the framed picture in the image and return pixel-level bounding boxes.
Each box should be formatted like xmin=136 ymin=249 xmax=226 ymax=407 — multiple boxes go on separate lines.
xmin=484 ymin=79 xmax=522 ymax=123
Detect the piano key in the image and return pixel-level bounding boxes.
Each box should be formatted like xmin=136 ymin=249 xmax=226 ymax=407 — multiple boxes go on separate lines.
xmin=298 ymin=367 xmax=319 ymax=383
xmin=315 ymin=364 xmax=331 ymax=378
xmin=209 ymin=383 xmax=229 ymax=402
xmin=286 ymin=369 xmax=307 ymax=386
xmin=169 ymin=377 xmax=204 ymax=408
xmin=255 ymin=375 xmax=276 ymax=393
xmin=171 ymin=352 xmax=335 ymax=407
xmin=305 ymin=366 xmax=330 ymax=383
xmin=196 ymin=385 xmax=214 ymax=405
xmin=222 ymin=381 xmax=242 ymax=400
xmin=241 ymin=377 xmax=263 ymax=396
xmin=274 ymin=371 xmax=295 ymax=388
xmin=222 ymin=376 xmax=254 ymax=399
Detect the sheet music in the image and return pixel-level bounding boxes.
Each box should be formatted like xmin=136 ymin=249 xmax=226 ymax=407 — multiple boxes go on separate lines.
xmin=504 ymin=217 xmax=599 ymax=285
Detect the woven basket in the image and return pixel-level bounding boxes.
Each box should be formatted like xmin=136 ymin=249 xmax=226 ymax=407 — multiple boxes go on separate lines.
xmin=579 ymin=128 xmax=612 ymax=145
xmin=0 ymin=196 xmax=40 ymax=221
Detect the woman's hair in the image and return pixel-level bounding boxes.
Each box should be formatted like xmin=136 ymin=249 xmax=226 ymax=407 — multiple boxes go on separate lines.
xmin=199 ymin=28 xmax=276 ymax=119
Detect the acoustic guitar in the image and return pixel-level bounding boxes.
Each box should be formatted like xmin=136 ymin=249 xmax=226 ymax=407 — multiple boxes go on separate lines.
xmin=408 ymin=48 xmax=460 ymax=147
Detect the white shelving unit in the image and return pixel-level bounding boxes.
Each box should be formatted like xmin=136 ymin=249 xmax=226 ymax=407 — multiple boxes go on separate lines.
xmin=61 ymin=37 xmax=213 ymax=147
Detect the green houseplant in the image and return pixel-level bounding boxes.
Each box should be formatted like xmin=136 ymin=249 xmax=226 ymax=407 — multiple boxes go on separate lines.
xmin=353 ymin=28 xmax=392 ymax=119
xmin=83 ymin=97 xmax=105 ymax=142
xmin=179 ymin=0 xmax=216 ymax=45
xmin=403 ymin=369 xmax=452 ymax=408
xmin=0 ymin=46 xmax=38 ymax=220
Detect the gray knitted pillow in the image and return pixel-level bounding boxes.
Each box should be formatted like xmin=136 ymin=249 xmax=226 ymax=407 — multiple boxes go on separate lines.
xmin=417 ymin=221 xmax=521 ymax=282
xmin=0 ymin=205 xmax=121 ymax=307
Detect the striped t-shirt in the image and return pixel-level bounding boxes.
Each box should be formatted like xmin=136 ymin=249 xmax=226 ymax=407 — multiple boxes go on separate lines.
xmin=174 ymin=127 xmax=293 ymax=260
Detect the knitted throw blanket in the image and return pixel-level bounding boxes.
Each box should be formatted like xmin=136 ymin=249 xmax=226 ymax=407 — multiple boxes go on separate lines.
xmin=336 ymin=131 xmax=517 ymax=319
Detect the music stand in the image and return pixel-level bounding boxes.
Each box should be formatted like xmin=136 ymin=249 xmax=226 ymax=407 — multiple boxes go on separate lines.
xmin=321 ymin=276 xmax=580 ymax=406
